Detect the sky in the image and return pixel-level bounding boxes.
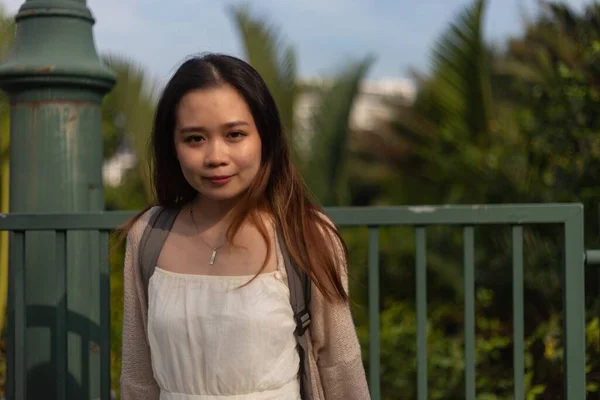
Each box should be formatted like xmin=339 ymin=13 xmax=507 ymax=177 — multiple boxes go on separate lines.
xmin=1 ymin=0 xmax=596 ymax=86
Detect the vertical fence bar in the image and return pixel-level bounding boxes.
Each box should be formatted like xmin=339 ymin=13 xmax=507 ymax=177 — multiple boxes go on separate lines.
xmin=9 ymin=231 xmax=26 ymax=400
xmin=55 ymin=230 xmax=67 ymax=400
xmin=415 ymin=227 xmax=428 ymax=400
xmin=368 ymin=227 xmax=380 ymax=400
xmin=512 ymin=226 xmax=524 ymax=400
xmin=99 ymin=230 xmax=111 ymax=400
xmin=66 ymin=229 xmax=88 ymax=398
xmin=463 ymin=226 xmax=476 ymax=400
xmin=89 ymin=230 xmax=101 ymax=399
xmin=563 ymin=212 xmax=586 ymax=399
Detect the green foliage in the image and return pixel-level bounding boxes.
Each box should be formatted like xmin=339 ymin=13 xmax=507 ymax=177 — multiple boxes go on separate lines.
xmin=101 ymin=54 xmax=157 ymax=203
xmin=105 ymin=168 xmax=150 ymax=211
xmin=0 ymin=4 xmax=14 ymax=395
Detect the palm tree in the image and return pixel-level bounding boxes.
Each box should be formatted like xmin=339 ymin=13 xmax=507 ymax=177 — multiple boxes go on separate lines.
xmin=351 ymin=0 xmax=523 ymax=206
xmin=230 ymin=5 xmax=373 ymax=206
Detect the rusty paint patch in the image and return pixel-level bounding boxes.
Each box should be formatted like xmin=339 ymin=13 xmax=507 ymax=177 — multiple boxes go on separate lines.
xmin=38 ymin=65 xmax=55 ymax=73
xmin=64 ymin=107 xmax=79 ymax=142
xmin=18 ymin=8 xmax=87 ymax=16
xmin=7 ymin=65 xmax=56 ymax=73
xmin=15 ymin=9 xmax=38 ymax=18
xmin=89 ymin=342 xmax=100 ymax=353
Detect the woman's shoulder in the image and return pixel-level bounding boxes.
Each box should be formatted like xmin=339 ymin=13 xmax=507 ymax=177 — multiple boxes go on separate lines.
xmin=314 ymin=210 xmax=336 ymax=228
xmin=126 ymin=205 xmax=165 ymax=247
xmin=313 ymin=210 xmax=341 ymax=243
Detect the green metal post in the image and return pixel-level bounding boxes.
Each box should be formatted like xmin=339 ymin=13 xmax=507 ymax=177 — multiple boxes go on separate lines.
xmin=0 ymin=0 xmax=115 ymax=399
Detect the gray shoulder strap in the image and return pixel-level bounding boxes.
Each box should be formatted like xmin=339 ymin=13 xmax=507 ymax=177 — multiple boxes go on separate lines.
xmin=276 ymin=227 xmax=313 ymax=400
xmin=138 ymin=207 xmax=179 ymax=302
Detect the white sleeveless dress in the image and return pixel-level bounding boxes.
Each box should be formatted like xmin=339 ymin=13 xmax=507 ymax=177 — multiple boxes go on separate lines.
xmin=147 ymin=265 xmax=301 ymax=400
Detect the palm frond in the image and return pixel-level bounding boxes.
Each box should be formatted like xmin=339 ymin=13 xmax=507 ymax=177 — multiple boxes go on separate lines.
xmin=304 ymin=56 xmax=374 ymax=206
xmin=430 ymin=0 xmax=492 ymax=141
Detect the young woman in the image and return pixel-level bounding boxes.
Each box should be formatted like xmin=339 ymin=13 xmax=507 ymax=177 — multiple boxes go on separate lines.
xmin=119 ymin=53 xmax=370 ymax=400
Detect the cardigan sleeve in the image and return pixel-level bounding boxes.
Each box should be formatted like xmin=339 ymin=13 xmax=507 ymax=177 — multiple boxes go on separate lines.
xmin=309 ymin=217 xmax=371 ymax=400
xmin=120 ymin=207 xmax=161 ymax=400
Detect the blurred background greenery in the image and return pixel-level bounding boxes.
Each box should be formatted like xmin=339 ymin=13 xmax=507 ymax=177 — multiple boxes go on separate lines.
xmin=2 ymin=0 xmax=600 ymax=398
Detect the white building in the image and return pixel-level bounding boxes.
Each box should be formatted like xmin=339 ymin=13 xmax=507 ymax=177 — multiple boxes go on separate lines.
xmin=296 ymin=77 xmax=415 ymax=131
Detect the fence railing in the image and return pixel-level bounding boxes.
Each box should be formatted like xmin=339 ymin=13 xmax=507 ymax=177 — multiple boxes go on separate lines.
xmin=1 ymin=203 xmax=591 ymax=399
xmin=328 ymin=204 xmax=587 ymax=400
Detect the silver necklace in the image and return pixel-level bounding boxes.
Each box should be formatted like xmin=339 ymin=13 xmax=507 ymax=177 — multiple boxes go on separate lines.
xmin=189 ymin=207 xmax=226 ymax=265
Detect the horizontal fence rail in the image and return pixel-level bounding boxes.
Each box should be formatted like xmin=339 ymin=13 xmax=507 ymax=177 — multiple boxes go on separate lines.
xmin=0 ymin=203 xmax=591 ymax=400
xmin=0 ymin=203 xmax=585 ymax=230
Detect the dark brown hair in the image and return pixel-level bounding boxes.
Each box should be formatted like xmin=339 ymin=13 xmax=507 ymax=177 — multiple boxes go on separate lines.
xmin=118 ymin=53 xmax=348 ymax=302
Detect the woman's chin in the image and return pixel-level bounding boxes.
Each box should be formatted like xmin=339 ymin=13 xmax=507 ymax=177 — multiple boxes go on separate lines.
xmin=196 ymin=187 xmax=246 ymax=203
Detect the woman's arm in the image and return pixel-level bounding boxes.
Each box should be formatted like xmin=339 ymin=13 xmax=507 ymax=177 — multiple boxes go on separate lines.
xmin=120 ymin=213 xmax=160 ymax=400
xmin=310 ymin=219 xmax=371 ymax=400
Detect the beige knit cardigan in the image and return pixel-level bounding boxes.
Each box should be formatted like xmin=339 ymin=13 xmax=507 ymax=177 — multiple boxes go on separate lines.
xmin=119 ymin=206 xmax=371 ymax=399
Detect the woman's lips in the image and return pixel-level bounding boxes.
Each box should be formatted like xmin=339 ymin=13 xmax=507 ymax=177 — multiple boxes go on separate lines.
xmin=206 ymin=175 xmax=233 ymax=185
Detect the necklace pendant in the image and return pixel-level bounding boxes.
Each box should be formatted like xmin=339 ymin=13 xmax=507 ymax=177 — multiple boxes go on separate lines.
xmin=209 ymin=248 xmax=217 ymax=265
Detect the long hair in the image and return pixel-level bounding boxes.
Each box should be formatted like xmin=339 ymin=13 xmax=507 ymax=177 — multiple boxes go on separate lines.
xmin=117 ymin=53 xmax=348 ymax=302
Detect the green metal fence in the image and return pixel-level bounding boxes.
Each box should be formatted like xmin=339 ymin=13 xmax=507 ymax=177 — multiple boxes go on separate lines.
xmin=328 ymin=203 xmax=587 ymax=400
xmin=1 ymin=203 xmax=592 ymax=399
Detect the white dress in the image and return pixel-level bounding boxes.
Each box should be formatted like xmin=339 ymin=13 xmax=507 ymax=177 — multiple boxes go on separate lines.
xmin=147 ymin=265 xmax=301 ymax=400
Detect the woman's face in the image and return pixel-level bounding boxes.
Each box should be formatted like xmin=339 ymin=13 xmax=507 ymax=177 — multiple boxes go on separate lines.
xmin=174 ymin=84 xmax=262 ymax=203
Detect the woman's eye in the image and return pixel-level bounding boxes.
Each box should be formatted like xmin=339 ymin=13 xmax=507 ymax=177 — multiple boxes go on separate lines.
xmin=229 ymin=131 xmax=246 ymax=139
xmin=184 ymin=135 xmax=204 ymax=143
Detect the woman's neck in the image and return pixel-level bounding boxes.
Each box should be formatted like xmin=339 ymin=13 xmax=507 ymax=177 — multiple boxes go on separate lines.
xmin=191 ymin=195 xmax=239 ymax=228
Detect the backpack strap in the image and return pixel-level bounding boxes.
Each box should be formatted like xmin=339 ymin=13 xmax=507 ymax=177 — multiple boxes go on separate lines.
xmin=276 ymin=227 xmax=313 ymax=400
xmin=138 ymin=207 xmax=180 ymax=302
